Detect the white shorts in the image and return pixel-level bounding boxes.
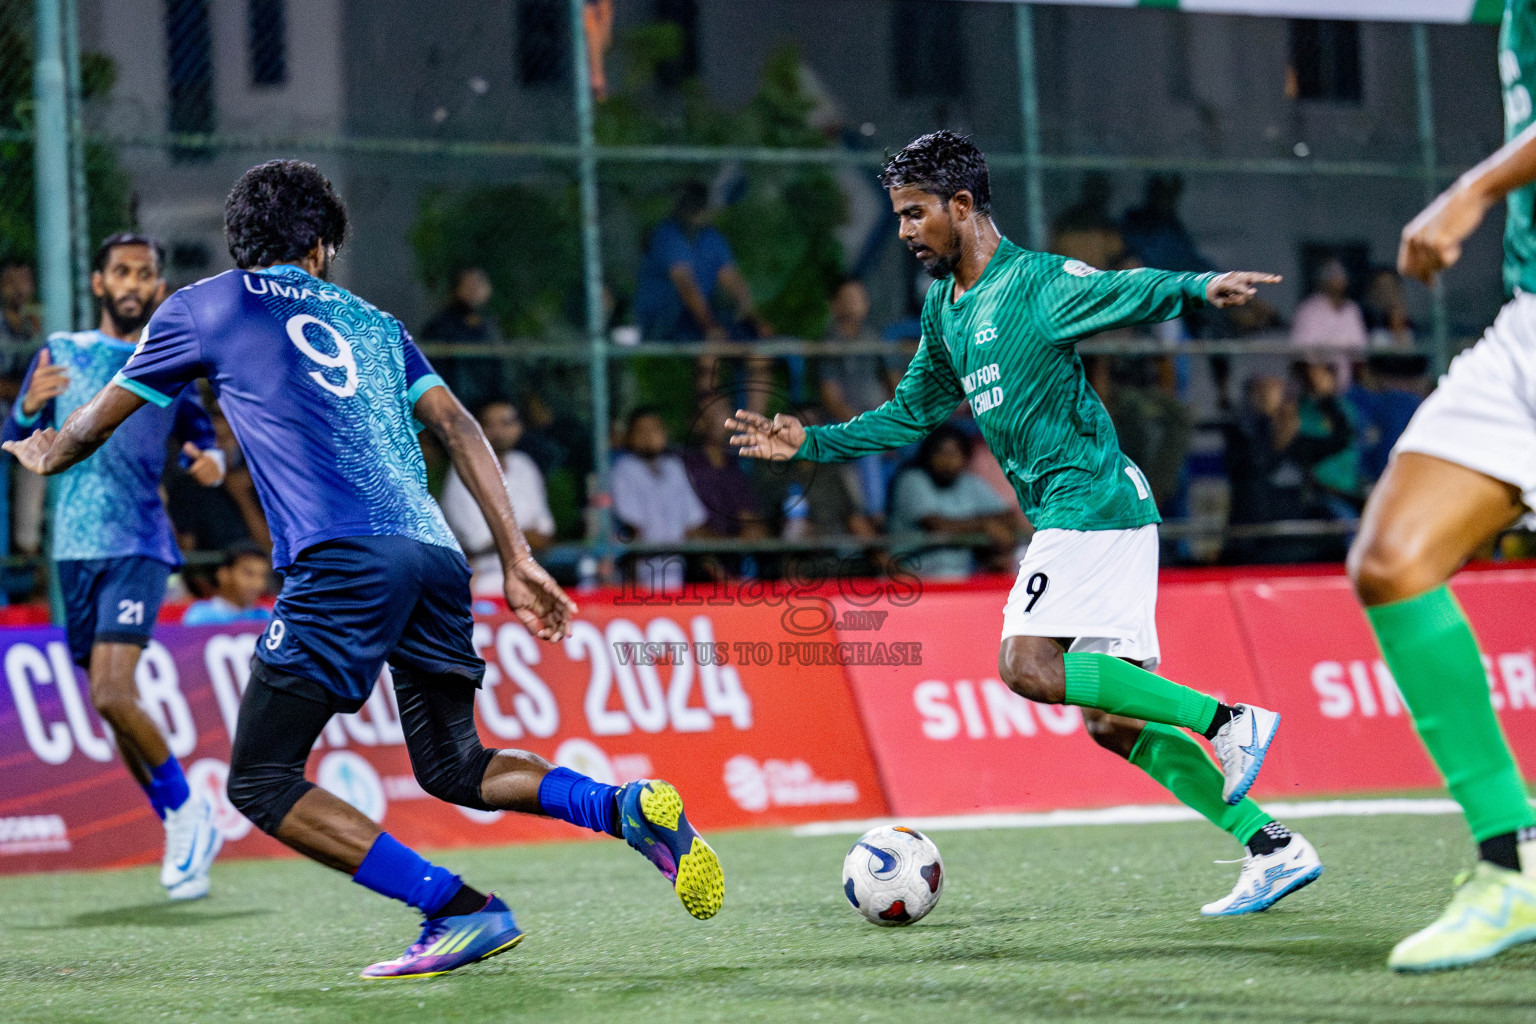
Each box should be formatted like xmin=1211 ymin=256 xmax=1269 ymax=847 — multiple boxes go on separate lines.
xmin=1000 ymin=524 xmax=1160 ymax=669
xmin=1395 ymin=292 xmax=1536 ymax=529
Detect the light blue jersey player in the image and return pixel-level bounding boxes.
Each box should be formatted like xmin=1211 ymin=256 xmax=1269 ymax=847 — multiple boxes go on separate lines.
xmin=0 ymin=234 xmax=227 ymax=900
xmin=4 ymin=162 xmax=724 ymax=978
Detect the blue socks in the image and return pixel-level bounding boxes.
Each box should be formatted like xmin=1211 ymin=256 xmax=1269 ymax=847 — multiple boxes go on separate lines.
xmin=353 ymin=833 xmax=464 ymax=918
xmin=143 ymin=756 xmax=191 ymax=820
xmin=538 ymin=767 xmax=620 ymax=837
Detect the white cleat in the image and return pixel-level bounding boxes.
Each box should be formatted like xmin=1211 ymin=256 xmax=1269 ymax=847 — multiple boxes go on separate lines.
xmin=1211 ymin=703 xmax=1281 ymax=805
xmin=1202 ymin=834 xmax=1323 ymax=916
xmin=160 ymin=795 xmax=223 ymax=901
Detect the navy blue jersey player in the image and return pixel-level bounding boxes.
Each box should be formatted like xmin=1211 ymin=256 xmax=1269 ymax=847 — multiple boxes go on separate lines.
xmin=4 ymin=161 xmax=724 ymax=979
xmin=2 ymin=233 xmax=227 ymax=900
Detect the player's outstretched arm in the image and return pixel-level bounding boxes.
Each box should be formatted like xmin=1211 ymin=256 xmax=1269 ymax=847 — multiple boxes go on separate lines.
xmin=725 ymin=410 xmax=805 ymax=461
xmin=1 ymin=382 xmax=146 ymax=475
xmin=414 ymin=384 xmax=577 ymax=642
xmin=1400 ymin=121 xmax=1536 ymax=284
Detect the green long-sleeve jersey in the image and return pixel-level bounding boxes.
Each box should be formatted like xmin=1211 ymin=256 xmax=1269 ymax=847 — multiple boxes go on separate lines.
xmin=796 ymin=239 xmax=1214 ymax=532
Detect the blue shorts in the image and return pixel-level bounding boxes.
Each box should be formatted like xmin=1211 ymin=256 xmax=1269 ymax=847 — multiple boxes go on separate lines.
xmin=256 ymin=536 xmax=484 ymax=713
xmin=57 ymin=556 xmax=173 ymax=668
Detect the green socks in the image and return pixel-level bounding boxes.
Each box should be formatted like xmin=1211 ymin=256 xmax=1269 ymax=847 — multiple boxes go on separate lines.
xmin=1366 ymin=585 xmax=1535 ymax=843
xmin=1063 ymin=652 xmax=1219 ymax=733
xmin=1129 ymin=723 xmax=1272 ymax=843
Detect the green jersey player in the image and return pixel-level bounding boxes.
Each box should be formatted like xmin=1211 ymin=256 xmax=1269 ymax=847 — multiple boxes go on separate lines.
xmin=1348 ymin=0 xmax=1536 ymax=972
xmin=729 ymin=131 xmax=1319 ymax=915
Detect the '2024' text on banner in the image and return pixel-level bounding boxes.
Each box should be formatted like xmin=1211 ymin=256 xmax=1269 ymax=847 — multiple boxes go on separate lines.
xmin=0 ymin=603 xmax=888 ymax=874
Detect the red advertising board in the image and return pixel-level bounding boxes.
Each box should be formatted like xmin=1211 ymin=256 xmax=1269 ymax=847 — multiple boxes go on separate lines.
xmin=1228 ymin=570 xmax=1536 ymax=796
xmin=835 ymin=589 xmax=1179 ymax=818
xmin=837 ymin=569 xmax=1536 ymax=818
xmin=5 ymin=565 xmax=1536 ymax=876
xmin=0 ymin=602 xmax=888 ymax=874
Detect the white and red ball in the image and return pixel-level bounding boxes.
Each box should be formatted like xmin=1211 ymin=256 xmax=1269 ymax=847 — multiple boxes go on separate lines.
xmin=841 ymin=825 xmax=944 ymax=926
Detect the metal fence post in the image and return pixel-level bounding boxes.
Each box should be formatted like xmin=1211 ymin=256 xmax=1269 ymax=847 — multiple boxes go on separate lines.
xmin=570 ymin=0 xmax=614 ymax=575
xmin=33 ymin=0 xmax=74 ymax=337
xmin=1412 ymin=22 xmax=1451 ymax=375
xmin=1015 ymin=3 xmax=1047 ymax=251
xmin=63 ymin=0 xmax=90 ymax=330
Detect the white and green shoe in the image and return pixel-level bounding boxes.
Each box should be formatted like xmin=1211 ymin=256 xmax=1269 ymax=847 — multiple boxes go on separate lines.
xmin=1389 ymin=862 xmax=1536 ymax=972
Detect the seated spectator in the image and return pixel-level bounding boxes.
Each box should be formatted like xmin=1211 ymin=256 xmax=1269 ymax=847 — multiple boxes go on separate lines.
xmin=1362 ymin=266 xmax=1416 ymax=349
xmin=1086 ymin=354 xmax=1191 ymax=514
xmin=440 ymin=399 xmax=555 ymax=595
xmin=751 ymin=405 xmax=879 ymax=550
xmin=421 ymin=268 xmax=514 ymax=412
xmin=634 ymin=181 xmax=772 ymax=405
xmin=1222 ymin=374 xmax=1353 ymax=565
xmin=1291 ymin=259 xmax=1367 ymax=387
xmin=1120 ymin=174 xmax=1214 ymax=277
xmin=683 ymin=396 xmax=767 ymax=540
xmin=1347 ymin=353 xmax=1430 ymax=484
xmin=1294 ymin=359 xmax=1362 ymax=518
xmin=1 ymin=258 xmax=40 ymax=348
xmin=612 ymin=406 xmax=709 ymax=593
xmin=888 ymin=425 xmax=1016 ymax=580
xmin=1050 ymin=172 xmax=1124 ymax=270
xmin=182 ymin=543 xmax=272 ymax=626
xmin=817 ymin=276 xmax=903 ymax=516
xmin=422 ymin=267 xmax=499 ymax=343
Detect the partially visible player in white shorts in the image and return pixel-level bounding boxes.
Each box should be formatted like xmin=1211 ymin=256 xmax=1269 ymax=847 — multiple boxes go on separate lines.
xmin=1001 ymin=524 xmax=1161 ymax=668
xmin=1391 ymin=291 xmax=1536 ymax=531
xmin=1347 ymin=28 xmax=1536 ymax=967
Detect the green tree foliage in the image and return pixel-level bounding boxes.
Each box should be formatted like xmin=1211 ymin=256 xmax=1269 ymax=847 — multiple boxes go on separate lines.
xmin=0 ymin=2 xmax=130 ymax=266
xmin=408 ymin=33 xmax=846 ymax=342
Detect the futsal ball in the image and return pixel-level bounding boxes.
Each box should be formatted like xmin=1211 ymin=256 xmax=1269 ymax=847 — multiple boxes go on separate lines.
xmin=841 ymin=825 xmax=944 ymax=926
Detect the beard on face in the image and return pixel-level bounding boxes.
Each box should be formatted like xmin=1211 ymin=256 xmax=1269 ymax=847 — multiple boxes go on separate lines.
xmin=103 ymin=291 xmax=152 ymax=336
xmin=911 ymin=224 xmax=964 ymax=279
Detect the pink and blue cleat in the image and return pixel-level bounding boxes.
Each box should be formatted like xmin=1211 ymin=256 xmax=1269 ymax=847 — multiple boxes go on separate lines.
xmin=618 ymin=779 xmax=724 ymax=920
xmin=361 ymin=893 xmax=524 ymax=979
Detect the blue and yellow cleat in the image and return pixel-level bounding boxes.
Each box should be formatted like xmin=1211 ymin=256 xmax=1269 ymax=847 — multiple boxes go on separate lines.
xmin=619 ymin=779 xmax=724 ymax=920
xmin=361 ymin=893 xmax=525 ymax=980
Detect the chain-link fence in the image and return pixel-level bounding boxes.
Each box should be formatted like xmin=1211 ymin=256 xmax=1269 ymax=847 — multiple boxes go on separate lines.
xmin=2 ymin=0 xmax=1529 ymax=608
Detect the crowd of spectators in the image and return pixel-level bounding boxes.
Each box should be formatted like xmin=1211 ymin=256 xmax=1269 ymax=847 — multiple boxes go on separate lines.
xmin=0 ymin=172 xmax=1486 ymax=605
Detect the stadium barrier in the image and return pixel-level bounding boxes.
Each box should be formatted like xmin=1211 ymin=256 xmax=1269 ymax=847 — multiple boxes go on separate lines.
xmin=2 ymin=566 xmax=1534 ymax=874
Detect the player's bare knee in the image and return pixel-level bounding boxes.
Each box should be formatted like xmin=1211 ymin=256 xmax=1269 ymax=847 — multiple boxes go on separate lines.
xmin=1081 ymin=710 xmax=1142 ymax=758
xmin=998 ymin=640 xmax=1065 ymax=704
xmin=1347 ymin=533 xmax=1436 ymax=606
xmin=88 ymin=681 xmax=138 ymax=726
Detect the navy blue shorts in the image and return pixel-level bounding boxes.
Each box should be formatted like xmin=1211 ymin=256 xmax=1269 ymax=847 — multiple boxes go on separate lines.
xmin=256 ymin=536 xmax=484 ymax=713
xmin=57 ymin=556 xmax=173 ymax=668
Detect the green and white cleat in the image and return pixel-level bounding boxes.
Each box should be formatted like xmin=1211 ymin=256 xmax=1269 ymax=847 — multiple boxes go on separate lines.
xmin=1389 ymin=862 xmax=1536 ymax=972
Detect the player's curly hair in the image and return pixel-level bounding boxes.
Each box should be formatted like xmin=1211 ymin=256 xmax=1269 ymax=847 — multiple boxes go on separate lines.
xmin=880 ymin=130 xmax=992 ymax=214
xmin=224 ymin=160 xmax=348 ymax=270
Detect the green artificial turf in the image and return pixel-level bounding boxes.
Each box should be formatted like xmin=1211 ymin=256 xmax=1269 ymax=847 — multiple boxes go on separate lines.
xmin=1 ymin=812 xmax=1532 ymax=1023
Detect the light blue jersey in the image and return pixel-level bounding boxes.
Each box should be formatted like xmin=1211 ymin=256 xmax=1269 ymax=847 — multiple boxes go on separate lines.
xmin=117 ymin=266 xmax=459 ymax=568
xmin=3 ymin=331 xmax=214 ymax=564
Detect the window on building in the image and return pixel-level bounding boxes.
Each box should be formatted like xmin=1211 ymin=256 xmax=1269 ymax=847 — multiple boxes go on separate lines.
xmin=1288 ymin=20 xmax=1361 ymax=103
xmin=248 ymin=0 xmax=287 ymax=88
xmin=517 ymin=0 xmax=570 ymax=87
xmin=654 ymin=0 xmax=699 ymax=89
xmin=892 ymin=0 xmax=966 ymax=101
xmin=165 ymin=0 xmax=214 ymax=156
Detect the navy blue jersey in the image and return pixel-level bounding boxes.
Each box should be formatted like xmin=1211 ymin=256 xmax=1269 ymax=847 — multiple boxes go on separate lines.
xmin=2 ymin=330 xmax=214 ymax=564
xmin=115 ymin=265 xmax=459 ymax=569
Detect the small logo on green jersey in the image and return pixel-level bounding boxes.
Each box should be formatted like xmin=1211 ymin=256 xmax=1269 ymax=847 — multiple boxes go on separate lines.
xmin=974 ymin=322 xmax=998 ymax=346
